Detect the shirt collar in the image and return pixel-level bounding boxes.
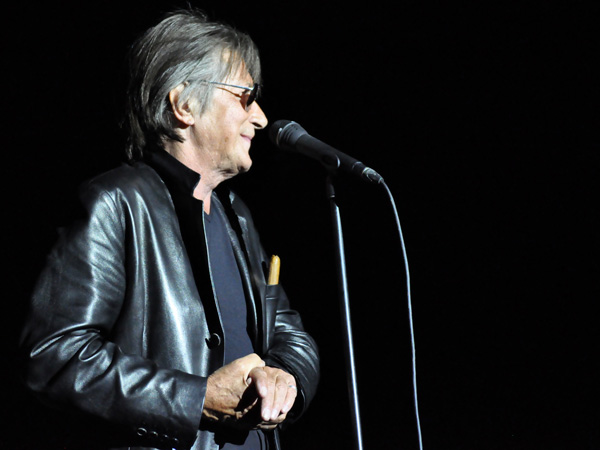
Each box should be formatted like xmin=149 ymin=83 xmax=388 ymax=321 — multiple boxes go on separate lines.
xmin=144 ymin=149 xmax=201 ymax=198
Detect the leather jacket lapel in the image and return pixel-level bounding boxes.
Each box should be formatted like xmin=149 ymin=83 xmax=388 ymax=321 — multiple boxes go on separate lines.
xmin=214 ymin=191 xmax=264 ymax=351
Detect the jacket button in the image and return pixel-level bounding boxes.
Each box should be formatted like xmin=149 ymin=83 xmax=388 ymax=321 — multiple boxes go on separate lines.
xmin=206 ymin=333 xmax=222 ymax=349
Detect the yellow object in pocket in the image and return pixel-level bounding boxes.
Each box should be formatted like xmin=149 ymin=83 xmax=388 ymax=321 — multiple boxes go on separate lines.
xmin=268 ymin=255 xmax=280 ymax=285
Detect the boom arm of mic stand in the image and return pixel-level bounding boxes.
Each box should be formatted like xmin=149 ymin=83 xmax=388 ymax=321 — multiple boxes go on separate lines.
xmin=325 ymin=175 xmax=364 ymax=450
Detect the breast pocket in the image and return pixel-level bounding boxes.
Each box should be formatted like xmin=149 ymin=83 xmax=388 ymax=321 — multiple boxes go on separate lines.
xmin=263 ymin=284 xmax=281 ymax=352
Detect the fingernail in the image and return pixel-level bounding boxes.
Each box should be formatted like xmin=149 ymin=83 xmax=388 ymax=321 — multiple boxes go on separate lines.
xmin=263 ymin=409 xmax=271 ymax=420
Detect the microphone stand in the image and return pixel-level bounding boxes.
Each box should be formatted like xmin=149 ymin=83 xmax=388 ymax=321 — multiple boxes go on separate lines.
xmin=325 ymin=174 xmax=364 ymax=450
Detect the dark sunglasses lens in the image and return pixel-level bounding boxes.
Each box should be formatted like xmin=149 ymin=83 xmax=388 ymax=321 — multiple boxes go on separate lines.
xmin=246 ymin=84 xmax=259 ymax=108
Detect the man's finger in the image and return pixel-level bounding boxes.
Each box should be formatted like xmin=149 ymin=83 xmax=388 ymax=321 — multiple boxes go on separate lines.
xmin=281 ymin=383 xmax=297 ymax=415
xmin=248 ymin=366 xmax=269 ymax=397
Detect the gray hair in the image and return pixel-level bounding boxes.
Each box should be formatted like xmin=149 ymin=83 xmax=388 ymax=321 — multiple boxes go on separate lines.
xmin=123 ymin=9 xmax=262 ymax=159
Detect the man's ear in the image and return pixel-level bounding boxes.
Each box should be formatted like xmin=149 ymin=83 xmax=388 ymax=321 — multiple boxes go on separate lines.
xmin=169 ymin=83 xmax=195 ymax=126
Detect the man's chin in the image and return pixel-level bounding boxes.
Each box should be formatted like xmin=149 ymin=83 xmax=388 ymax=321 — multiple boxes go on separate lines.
xmin=221 ymin=155 xmax=252 ymax=179
xmin=238 ymin=159 xmax=252 ymax=174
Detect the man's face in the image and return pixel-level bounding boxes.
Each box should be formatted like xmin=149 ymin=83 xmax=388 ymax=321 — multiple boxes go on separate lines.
xmin=190 ymin=70 xmax=268 ymax=178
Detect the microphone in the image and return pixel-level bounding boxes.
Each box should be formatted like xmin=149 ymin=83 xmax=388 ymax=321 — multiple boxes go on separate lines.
xmin=268 ymin=120 xmax=384 ymax=184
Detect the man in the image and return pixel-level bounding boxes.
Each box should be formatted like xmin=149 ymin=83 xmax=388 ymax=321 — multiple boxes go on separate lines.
xmin=19 ymin=9 xmax=320 ymax=450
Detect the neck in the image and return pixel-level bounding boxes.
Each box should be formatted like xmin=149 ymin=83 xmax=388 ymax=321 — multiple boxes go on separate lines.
xmin=193 ymin=180 xmax=214 ymax=214
xmin=163 ymin=141 xmax=225 ymax=214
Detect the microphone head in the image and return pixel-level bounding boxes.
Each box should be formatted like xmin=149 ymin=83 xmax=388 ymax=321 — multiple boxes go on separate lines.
xmin=269 ymin=120 xmax=307 ymax=150
xmin=268 ymin=120 xmax=289 ymax=147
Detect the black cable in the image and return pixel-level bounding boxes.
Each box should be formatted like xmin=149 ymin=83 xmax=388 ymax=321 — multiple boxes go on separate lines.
xmin=381 ymin=180 xmax=424 ymax=450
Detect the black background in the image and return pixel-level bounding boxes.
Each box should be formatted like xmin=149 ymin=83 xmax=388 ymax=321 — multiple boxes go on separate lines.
xmin=3 ymin=1 xmax=600 ymax=449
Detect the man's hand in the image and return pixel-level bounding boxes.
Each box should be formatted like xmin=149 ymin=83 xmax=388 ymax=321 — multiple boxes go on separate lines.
xmin=203 ymin=354 xmax=264 ymax=423
xmin=202 ymin=354 xmax=298 ymax=430
xmin=247 ymin=365 xmax=297 ymax=425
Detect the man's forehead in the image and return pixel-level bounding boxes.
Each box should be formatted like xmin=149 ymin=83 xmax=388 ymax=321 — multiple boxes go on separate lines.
xmin=219 ymin=49 xmax=254 ymax=81
xmin=224 ymin=65 xmax=254 ymax=85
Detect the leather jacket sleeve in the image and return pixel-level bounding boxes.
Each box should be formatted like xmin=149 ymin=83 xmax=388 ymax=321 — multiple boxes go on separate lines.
xmin=19 ymin=173 xmax=205 ymax=449
xmin=262 ymin=281 xmax=321 ymax=423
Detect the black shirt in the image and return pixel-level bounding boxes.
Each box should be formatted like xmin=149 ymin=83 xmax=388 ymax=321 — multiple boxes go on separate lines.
xmin=204 ymin=206 xmax=254 ymax=364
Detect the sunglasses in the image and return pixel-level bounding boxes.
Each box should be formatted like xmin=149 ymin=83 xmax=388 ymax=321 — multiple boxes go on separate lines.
xmin=205 ymin=81 xmax=260 ymax=110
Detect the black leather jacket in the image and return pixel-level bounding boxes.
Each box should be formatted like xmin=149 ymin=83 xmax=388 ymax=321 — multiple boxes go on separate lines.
xmin=19 ymin=159 xmax=320 ymax=450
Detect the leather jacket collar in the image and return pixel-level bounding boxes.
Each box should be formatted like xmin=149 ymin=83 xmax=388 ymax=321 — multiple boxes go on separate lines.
xmin=143 ymin=149 xmax=201 ymax=198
